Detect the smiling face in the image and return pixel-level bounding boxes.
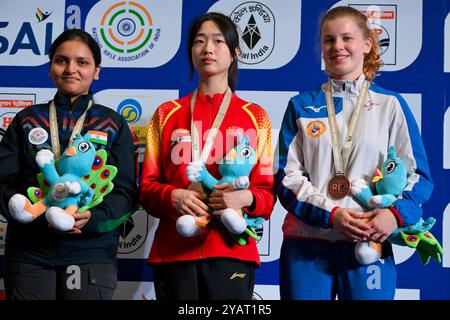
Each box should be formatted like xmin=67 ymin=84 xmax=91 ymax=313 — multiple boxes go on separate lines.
xmin=49 ymin=39 xmax=101 ymax=102
xmin=321 ymin=16 xmax=372 ymax=80
xmin=191 ymin=20 xmax=235 ymax=82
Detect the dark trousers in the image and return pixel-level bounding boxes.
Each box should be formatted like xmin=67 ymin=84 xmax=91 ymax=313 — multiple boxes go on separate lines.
xmin=152 ymin=258 xmax=256 ymax=300
xmin=4 ymin=262 xmax=117 ymax=300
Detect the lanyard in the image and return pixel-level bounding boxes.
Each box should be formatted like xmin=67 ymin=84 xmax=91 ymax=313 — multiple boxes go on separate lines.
xmin=322 ymin=80 xmax=369 ymax=176
xmin=49 ymin=99 xmax=92 ymax=160
xmin=190 ymin=87 xmax=232 ymax=163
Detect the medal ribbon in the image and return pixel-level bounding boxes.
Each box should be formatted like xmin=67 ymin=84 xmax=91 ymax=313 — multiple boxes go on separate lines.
xmin=322 ymin=80 xmax=369 ymax=176
xmin=49 ymin=99 xmax=92 ymax=160
xmin=190 ymin=87 xmax=232 ymax=163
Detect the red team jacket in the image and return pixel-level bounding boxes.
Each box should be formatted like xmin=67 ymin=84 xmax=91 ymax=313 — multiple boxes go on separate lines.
xmin=139 ymin=91 xmax=275 ymax=266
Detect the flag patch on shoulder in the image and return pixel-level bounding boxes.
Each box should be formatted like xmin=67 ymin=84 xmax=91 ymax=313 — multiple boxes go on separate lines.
xmin=88 ymin=130 xmax=108 ymax=145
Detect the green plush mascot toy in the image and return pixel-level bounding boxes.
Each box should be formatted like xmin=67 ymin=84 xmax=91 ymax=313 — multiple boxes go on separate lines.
xmin=176 ymin=132 xmax=263 ymax=245
xmin=8 ymin=133 xmax=117 ymax=232
xmin=351 ymin=146 xmax=442 ymax=265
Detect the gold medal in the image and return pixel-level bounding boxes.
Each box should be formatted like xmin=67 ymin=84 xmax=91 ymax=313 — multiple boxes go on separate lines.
xmin=327 ymin=175 xmax=350 ymax=200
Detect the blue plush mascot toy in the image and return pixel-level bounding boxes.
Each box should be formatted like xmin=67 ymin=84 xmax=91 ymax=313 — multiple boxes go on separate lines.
xmin=351 ymin=146 xmax=442 ymax=265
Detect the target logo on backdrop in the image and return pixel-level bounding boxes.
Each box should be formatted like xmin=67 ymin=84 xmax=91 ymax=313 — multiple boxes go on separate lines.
xmin=100 ymin=1 xmax=153 ymax=54
xmin=86 ymin=0 xmax=182 ymax=68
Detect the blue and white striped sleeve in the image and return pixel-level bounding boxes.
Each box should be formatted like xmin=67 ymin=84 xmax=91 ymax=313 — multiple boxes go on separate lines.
xmin=274 ymin=97 xmax=334 ymax=228
xmin=388 ymin=93 xmax=434 ymax=226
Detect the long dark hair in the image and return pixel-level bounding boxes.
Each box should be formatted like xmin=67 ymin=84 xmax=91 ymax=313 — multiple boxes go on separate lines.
xmin=187 ymin=12 xmax=240 ymax=91
xmin=49 ymin=28 xmax=101 ymax=67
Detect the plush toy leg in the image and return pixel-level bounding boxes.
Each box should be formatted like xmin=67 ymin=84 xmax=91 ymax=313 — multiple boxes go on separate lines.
xmin=45 ymin=205 xmax=76 ymax=232
xmin=355 ymin=241 xmax=383 ymax=265
xmin=176 ymin=214 xmax=212 ymax=237
xmin=220 ymin=208 xmax=247 ymax=235
xmin=8 ymin=194 xmax=47 ymax=223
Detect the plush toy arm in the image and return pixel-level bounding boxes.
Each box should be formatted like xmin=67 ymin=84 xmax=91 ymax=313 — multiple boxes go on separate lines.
xmin=186 ymin=161 xmax=218 ymax=191
xmin=64 ymin=181 xmax=81 ymax=195
xmin=36 ymin=149 xmax=54 ymax=168
xmin=368 ymin=194 xmax=397 ymax=208
xmin=244 ymin=213 xmax=264 ymax=229
xmin=79 ymin=188 xmax=94 ymax=208
xmin=231 ymin=176 xmax=250 ymax=190
xmin=186 ymin=160 xmax=203 ymax=182
xmin=36 ymin=150 xmax=59 ymax=184
xmin=404 ymin=217 xmax=436 ymax=233
xmin=351 ymin=178 xmax=373 ymax=208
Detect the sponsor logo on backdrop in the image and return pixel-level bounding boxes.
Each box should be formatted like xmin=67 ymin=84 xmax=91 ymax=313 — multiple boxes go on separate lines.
xmin=86 ymin=0 xmax=182 ymax=68
xmin=332 ymin=0 xmax=422 ymax=71
xmin=231 ymin=2 xmax=275 ymax=65
xmin=351 ymin=4 xmax=397 ymax=65
xmin=97 ymin=1 xmax=157 ymax=61
xmin=118 ymin=208 xmax=149 ymax=254
xmin=0 ymin=1 xmax=65 ymax=66
xmin=35 ymin=7 xmax=52 ymax=23
xmin=117 ymin=98 xmax=142 ymax=124
xmin=0 ymin=112 xmax=16 ymax=137
xmin=93 ymin=89 xmax=180 ymax=162
xmin=112 ymin=96 xmax=148 ymax=161
xmin=0 ymin=93 xmax=35 ymax=140
xmin=209 ymin=0 xmax=301 ymax=69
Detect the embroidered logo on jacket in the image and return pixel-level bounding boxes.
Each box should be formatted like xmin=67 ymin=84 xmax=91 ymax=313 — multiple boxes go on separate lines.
xmin=28 ymin=127 xmax=48 ymax=145
xmin=230 ymin=272 xmax=247 ymax=280
xmin=306 ymin=120 xmax=326 ymax=138
xmin=304 ymin=105 xmax=327 ymax=113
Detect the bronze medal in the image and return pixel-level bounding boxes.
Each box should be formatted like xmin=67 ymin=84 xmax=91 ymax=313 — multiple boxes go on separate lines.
xmin=327 ymin=175 xmax=350 ymax=200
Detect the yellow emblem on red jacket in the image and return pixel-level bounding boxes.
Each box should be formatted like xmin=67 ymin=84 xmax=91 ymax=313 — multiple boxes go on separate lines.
xmin=306 ymin=120 xmax=326 ymax=138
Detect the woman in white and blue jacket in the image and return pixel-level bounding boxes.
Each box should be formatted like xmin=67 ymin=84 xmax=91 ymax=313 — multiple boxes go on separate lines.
xmin=275 ymin=6 xmax=433 ymax=300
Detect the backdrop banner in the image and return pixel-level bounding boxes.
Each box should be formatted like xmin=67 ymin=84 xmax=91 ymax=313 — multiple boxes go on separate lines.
xmin=0 ymin=0 xmax=449 ymax=300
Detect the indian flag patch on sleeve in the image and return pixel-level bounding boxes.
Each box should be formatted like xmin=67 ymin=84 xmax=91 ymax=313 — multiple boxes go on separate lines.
xmin=88 ymin=130 xmax=108 ymax=145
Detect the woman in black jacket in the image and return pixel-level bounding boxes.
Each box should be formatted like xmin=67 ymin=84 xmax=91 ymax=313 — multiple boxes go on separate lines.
xmin=0 ymin=29 xmax=137 ymax=300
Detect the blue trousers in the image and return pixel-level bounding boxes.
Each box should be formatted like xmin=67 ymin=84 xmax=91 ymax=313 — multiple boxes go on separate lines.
xmin=279 ymin=238 xmax=396 ymax=300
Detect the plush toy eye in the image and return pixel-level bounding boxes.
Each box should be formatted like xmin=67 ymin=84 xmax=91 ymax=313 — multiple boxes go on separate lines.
xmin=240 ymin=148 xmax=251 ymax=159
xmin=78 ymin=141 xmax=91 ymax=153
xmin=384 ymin=160 xmax=397 ymax=174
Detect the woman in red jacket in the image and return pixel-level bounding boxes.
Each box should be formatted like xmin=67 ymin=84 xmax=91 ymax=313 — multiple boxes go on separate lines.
xmin=139 ymin=12 xmax=275 ymax=300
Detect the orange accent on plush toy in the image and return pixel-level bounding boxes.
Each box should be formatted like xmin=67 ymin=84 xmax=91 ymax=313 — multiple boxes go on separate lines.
xmin=195 ymin=215 xmax=213 ymax=228
xmin=24 ymin=198 xmax=47 ymax=219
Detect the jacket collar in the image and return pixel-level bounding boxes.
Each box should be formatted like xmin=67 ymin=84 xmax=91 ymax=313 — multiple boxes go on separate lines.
xmin=53 ymin=92 xmax=93 ymax=113
xmin=329 ymin=74 xmax=366 ymax=96
xmin=193 ymin=89 xmax=236 ymax=108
